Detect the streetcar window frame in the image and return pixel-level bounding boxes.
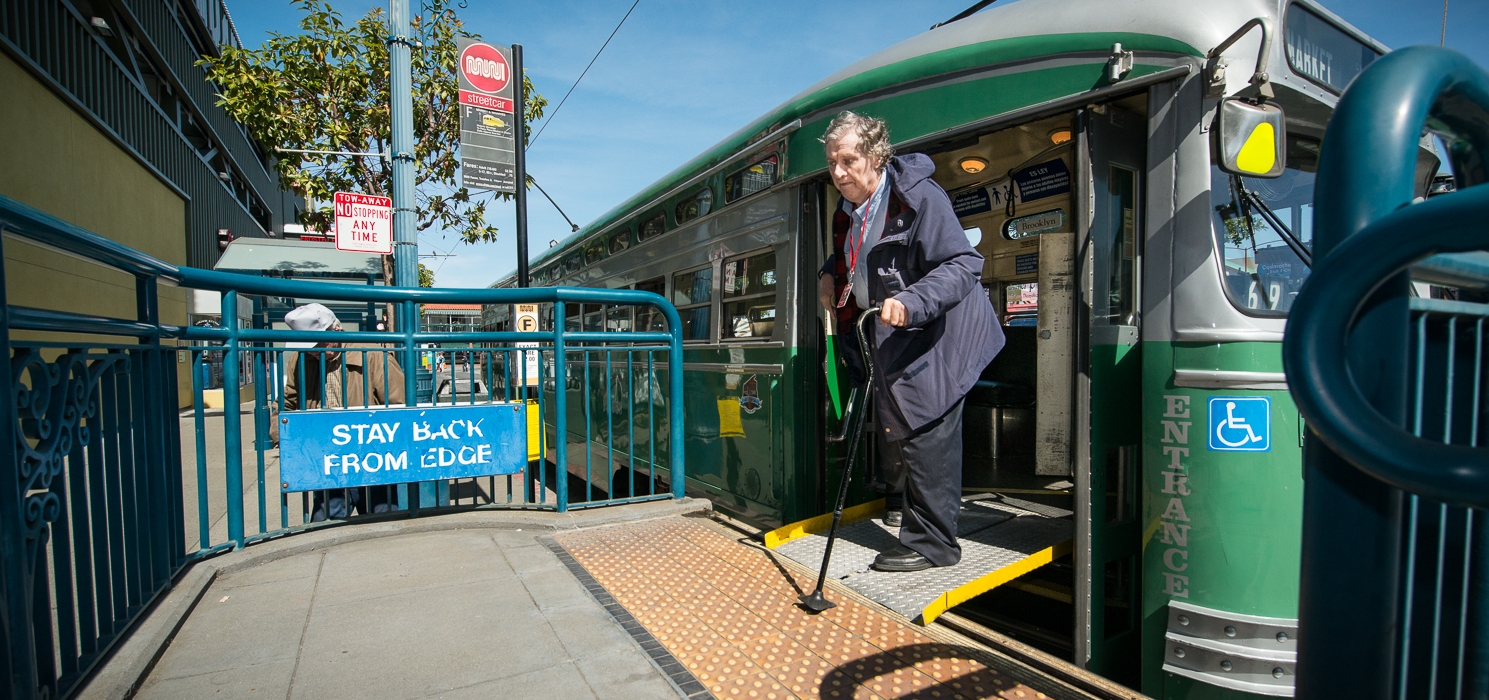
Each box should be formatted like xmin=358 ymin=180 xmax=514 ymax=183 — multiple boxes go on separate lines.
xmin=634 ymin=276 xmax=667 ymax=333
xmin=671 ymin=263 xmax=715 ymax=343
xmin=637 ymin=211 xmax=666 ymax=242
xmin=720 ymin=247 xmax=779 ymax=342
xmin=608 ymin=228 xmax=633 ymax=254
xmin=584 ymin=240 xmax=607 ymax=265
xmin=723 ymin=155 xmax=779 ymax=205
xmin=563 ymin=253 xmax=583 ymax=275
xmin=674 ymin=188 xmax=714 ymax=226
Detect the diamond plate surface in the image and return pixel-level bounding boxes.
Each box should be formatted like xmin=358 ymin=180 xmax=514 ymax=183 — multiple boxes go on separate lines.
xmin=771 ymin=504 xmax=1072 ymax=621
xmin=553 ymin=516 xmax=1068 ymax=699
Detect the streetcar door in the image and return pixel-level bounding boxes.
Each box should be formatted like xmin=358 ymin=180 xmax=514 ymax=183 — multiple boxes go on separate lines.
xmin=1077 ymin=103 xmax=1146 ymax=683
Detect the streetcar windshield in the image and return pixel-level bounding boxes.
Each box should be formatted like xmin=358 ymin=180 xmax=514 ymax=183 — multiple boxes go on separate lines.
xmin=1210 ymin=134 xmax=1319 ymax=315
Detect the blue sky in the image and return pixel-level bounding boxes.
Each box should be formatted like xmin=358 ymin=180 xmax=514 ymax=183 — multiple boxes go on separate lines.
xmin=225 ymin=0 xmax=1489 ymax=288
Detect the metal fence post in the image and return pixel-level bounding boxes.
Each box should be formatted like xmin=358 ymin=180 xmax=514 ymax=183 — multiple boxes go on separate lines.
xmin=554 ymin=300 xmax=568 ymax=512
xmin=664 ymin=302 xmax=686 ymax=498
xmin=221 ymin=290 xmax=245 ymax=548
xmin=0 ymin=228 xmax=39 ymax=700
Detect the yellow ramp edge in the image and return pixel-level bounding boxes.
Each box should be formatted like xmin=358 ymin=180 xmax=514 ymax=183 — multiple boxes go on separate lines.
xmin=764 ymin=498 xmax=886 ymax=549
xmin=918 ymin=539 xmax=1073 ymax=625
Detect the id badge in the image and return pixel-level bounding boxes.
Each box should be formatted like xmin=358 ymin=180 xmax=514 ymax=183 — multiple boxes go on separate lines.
xmin=836 ymin=282 xmax=854 ymax=309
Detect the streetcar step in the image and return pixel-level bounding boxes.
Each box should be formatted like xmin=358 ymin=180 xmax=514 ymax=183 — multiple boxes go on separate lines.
xmin=765 ymin=495 xmax=1072 ymax=625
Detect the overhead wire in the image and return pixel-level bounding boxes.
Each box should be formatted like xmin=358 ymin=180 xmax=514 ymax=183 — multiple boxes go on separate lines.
xmin=526 ymin=0 xmax=641 ymax=148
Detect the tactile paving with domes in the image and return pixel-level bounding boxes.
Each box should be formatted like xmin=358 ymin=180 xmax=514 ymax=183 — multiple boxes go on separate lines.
xmin=552 ymin=515 xmax=1074 ymax=699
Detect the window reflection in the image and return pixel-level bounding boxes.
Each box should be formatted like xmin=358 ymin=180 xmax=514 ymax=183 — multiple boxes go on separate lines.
xmin=1210 ymin=135 xmax=1319 ymax=314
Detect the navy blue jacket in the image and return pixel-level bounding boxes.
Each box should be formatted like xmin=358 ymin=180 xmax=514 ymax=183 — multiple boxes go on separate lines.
xmin=828 ymin=154 xmax=1004 ymax=440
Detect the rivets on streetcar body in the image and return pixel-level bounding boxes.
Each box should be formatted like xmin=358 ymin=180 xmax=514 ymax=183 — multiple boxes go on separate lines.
xmin=1177 ymin=614 xmax=1190 ymax=626
xmin=1273 ymin=667 xmax=1286 ymax=678
xmin=1276 ymin=631 xmax=1289 ymax=642
xmin=1174 ymin=647 xmax=1185 ymax=658
xmin=1220 ymin=660 xmax=1233 ymax=671
xmin=1224 ymin=626 xmax=1237 ymax=637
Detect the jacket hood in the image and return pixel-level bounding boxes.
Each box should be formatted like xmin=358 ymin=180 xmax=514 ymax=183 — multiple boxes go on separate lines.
xmin=887 ymin=153 xmax=939 ymax=208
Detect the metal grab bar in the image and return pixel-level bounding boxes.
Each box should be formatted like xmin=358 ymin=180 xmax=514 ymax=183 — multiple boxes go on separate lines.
xmin=1285 ymin=45 xmax=1489 ymax=510
xmin=1286 ymin=185 xmax=1489 ymax=508
xmin=1284 ymin=44 xmax=1489 ymax=699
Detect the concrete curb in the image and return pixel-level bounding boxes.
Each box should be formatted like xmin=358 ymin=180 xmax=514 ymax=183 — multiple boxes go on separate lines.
xmin=74 ymin=497 xmax=711 ymax=700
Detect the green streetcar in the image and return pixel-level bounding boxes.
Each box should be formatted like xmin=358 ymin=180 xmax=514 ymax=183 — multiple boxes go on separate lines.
xmin=485 ymin=1 xmax=1443 ymax=696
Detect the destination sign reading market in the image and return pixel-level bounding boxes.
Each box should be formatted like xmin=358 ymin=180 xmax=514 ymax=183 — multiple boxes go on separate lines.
xmin=279 ymin=403 xmax=528 ymax=492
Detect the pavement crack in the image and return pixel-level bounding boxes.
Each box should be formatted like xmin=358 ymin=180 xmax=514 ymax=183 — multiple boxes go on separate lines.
xmin=285 ymin=550 xmax=327 ymax=700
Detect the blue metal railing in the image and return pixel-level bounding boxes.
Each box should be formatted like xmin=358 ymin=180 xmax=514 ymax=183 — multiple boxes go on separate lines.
xmin=1285 ymin=46 xmax=1489 ymax=698
xmin=0 ymin=193 xmax=687 ymax=700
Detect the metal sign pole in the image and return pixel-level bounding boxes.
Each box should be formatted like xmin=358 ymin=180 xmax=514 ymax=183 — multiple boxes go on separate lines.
xmin=513 ymin=44 xmax=529 ymax=289
xmin=388 ymin=0 xmax=424 ymax=511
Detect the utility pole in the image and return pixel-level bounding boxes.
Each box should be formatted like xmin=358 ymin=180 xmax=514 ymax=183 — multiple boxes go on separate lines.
xmin=513 ymin=44 xmax=530 ymax=288
xmin=388 ymin=0 xmax=423 ymax=511
xmin=389 ymin=0 xmax=417 ymax=292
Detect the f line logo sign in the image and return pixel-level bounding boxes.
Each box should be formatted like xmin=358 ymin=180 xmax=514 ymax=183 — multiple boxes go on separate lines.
xmin=333 ymin=192 xmax=393 ymax=255
xmin=1208 ymin=396 xmax=1271 ymax=452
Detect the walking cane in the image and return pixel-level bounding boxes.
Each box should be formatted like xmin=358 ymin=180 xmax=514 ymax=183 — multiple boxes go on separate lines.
xmin=800 ymin=307 xmax=881 ymax=614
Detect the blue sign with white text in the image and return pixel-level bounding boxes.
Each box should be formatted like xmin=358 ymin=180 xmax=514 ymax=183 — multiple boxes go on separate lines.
xmin=1208 ymin=396 xmax=1271 ymax=452
xmin=280 ymin=403 xmax=527 ymax=491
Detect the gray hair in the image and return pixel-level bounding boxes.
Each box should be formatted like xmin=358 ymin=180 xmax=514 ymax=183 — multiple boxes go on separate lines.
xmin=821 ymin=111 xmax=893 ymax=170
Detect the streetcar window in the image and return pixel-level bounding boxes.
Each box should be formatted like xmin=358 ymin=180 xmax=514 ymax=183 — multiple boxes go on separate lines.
xmin=635 ymin=276 xmax=667 ymax=333
xmin=722 ymin=249 xmax=777 ymax=340
xmin=1004 ymin=282 xmax=1038 ymax=326
xmin=583 ymin=305 xmax=604 ymax=333
xmin=638 ymin=212 xmax=666 ymax=241
xmin=672 ymin=265 xmax=713 ymax=342
xmin=608 ymin=228 xmax=632 ymax=254
xmin=1211 ymin=134 xmax=1319 ymax=315
xmin=563 ymin=253 xmax=582 ymax=275
xmin=724 ymin=156 xmax=778 ymax=204
xmin=606 ymin=305 xmax=632 ymax=333
xmin=584 ymin=240 xmax=606 ymax=265
xmin=1284 ymin=4 xmax=1380 ymax=94
xmin=565 ymin=302 xmax=580 ymax=332
xmin=675 ymin=188 xmax=714 ymax=225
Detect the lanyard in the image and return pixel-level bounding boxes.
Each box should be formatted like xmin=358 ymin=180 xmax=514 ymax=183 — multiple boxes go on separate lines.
xmin=836 ymin=182 xmax=884 ymax=309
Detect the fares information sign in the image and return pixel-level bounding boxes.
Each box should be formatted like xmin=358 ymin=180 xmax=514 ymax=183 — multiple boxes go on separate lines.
xmin=279 ymin=403 xmax=528 ymax=491
xmin=333 ymin=192 xmax=393 ymax=254
xmin=457 ymin=39 xmax=517 ymax=193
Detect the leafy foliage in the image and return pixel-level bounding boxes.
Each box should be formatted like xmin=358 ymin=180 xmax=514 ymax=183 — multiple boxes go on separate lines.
xmin=418 ymin=262 xmax=434 ymax=287
xmin=200 ymin=0 xmax=547 ymax=286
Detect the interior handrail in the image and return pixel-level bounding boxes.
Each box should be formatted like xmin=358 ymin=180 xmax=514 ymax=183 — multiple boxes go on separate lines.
xmin=1284 ymin=45 xmax=1489 ymax=510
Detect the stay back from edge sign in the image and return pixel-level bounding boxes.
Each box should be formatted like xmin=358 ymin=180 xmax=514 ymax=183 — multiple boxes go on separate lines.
xmin=279 ymin=403 xmax=527 ymax=491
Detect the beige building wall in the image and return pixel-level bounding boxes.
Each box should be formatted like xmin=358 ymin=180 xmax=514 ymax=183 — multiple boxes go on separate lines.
xmin=0 ymin=51 xmax=199 ymax=406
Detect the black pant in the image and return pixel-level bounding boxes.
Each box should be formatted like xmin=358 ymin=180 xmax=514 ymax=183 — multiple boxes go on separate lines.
xmin=880 ymin=397 xmax=965 ymax=566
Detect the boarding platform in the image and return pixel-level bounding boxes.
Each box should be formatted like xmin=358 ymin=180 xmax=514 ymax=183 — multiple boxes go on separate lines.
xmin=765 ymin=495 xmax=1073 ymax=625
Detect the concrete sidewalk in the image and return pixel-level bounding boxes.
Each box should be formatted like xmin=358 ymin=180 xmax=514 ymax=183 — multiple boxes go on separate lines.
xmin=85 ymin=501 xmax=710 ymax=700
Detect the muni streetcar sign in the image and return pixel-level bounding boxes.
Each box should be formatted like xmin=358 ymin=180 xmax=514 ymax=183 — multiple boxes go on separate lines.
xmin=457 ymin=38 xmax=518 ymax=193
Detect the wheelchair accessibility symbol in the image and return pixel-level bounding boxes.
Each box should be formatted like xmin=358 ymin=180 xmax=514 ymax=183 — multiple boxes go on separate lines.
xmin=1208 ymin=396 xmax=1271 ymax=452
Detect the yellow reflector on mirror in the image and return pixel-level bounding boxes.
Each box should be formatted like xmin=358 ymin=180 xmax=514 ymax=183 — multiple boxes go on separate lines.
xmin=1237 ymin=122 xmax=1277 ymax=174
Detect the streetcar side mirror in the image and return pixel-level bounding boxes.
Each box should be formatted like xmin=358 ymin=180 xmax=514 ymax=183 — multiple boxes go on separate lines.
xmin=1214 ymin=98 xmax=1287 ymax=178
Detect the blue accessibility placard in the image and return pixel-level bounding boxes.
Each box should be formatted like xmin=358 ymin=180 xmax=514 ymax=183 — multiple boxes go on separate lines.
xmin=280 ymin=403 xmax=528 ymax=491
xmin=1208 ymin=396 xmax=1271 ymax=452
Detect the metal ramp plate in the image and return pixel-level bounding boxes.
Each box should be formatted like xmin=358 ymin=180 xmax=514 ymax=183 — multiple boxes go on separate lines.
xmin=766 ymin=496 xmax=1072 ymax=625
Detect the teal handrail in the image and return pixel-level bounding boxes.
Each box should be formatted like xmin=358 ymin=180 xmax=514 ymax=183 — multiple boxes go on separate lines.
xmin=1286 ymin=45 xmax=1489 ymax=509
xmin=1284 ymin=45 xmax=1489 ymax=699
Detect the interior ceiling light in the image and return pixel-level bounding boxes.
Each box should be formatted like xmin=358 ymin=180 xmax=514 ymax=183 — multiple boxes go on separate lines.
xmin=1049 ymin=128 xmax=1073 ymax=145
xmin=958 ymin=156 xmax=988 ymax=174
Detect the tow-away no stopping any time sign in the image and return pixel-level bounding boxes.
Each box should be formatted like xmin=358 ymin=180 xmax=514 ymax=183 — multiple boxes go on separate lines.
xmin=333 ymin=192 xmax=393 ymax=254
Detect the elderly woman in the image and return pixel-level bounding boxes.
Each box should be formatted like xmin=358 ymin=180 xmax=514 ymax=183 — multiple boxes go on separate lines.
xmin=817 ymin=111 xmax=1004 ymax=571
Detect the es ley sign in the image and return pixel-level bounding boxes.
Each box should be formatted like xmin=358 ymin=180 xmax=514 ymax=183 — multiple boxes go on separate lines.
xmin=279 ymin=403 xmax=527 ymax=491
xmin=333 ymin=192 xmax=393 ymax=254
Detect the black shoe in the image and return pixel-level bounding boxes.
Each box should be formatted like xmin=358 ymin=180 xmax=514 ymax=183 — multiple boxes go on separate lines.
xmin=873 ymin=545 xmax=932 ymax=572
xmin=883 ymin=510 xmax=903 ymax=527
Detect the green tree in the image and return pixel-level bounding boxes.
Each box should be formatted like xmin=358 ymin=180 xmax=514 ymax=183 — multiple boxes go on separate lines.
xmin=418 ymin=262 xmax=435 ymax=288
xmin=200 ymin=0 xmax=546 ymax=287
